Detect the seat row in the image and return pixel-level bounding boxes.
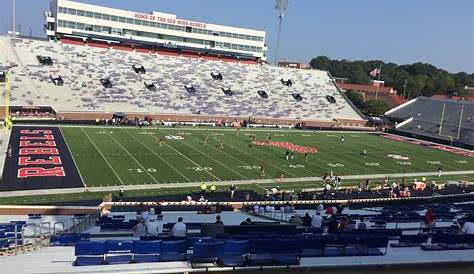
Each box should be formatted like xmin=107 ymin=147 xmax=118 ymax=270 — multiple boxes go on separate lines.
xmin=74 ymin=235 xmax=390 ymax=267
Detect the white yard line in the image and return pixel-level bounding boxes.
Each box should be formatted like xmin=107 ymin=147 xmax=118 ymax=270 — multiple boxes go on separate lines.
xmin=223 ymin=139 xmax=300 ymax=177
xmin=121 ymin=128 xmax=192 ymax=183
xmin=80 ymin=127 xmax=124 ymax=185
xmin=149 ymin=135 xmax=221 ymax=181
xmin=59 ymin=127 xmax=87 ymax=189
xmin=180 ymin=134 xmax=250 ymax=180
xmin=105 ymin=131 xmax=159 ymax=184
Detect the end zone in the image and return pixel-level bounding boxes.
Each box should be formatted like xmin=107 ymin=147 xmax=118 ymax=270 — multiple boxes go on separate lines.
xmin=0 ymin=126 xmax=83 ymax=191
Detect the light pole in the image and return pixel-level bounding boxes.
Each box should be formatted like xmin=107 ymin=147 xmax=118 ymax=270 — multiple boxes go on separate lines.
xmin=12 ymin=0 xmax=16 ymax=37
xmin=274 ymin=0 xmax=288 ymax=66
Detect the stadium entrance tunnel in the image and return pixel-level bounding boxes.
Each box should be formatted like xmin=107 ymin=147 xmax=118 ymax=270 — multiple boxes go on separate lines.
xmin=0 ymin=126 xmax=83 ymax=191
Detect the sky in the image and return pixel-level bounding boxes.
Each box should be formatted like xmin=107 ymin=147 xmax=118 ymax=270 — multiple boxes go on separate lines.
xmin=1 ymin=0 xmax=473 ymax=73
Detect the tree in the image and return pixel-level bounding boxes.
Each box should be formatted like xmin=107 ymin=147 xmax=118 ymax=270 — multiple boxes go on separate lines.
xmin=309 ymin=56 xmax=474 ymax=98
xmin=363 ymin=100 xmax=390 ymax=116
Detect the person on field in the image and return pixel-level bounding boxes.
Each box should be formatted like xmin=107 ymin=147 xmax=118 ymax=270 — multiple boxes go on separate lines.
xmin=210 ymin=184 xmax=216 ymax=193
xmin=229 ymin=184 xmax=237 ymax=199
xmin=437 ymin=166 xmax=443 ymax=177
xmin=260 ymin=165 xmax=265 ymax=177
xmin=304 ymin=152 xmax=308 ymax=161
xmin=7 ymin=144 xmax=12 ymax=157
xmin=219 ymin=140 xmax=224 ymax=150
xmin=341 ymin=135 xmax=345 ymax=143
xmin=118 ymin=186 xmax=124 ymax=201
xmin=157 ymin=137 xmax=163 ymax=147
xmin=285 ymin=150 xmax=290 ymax=160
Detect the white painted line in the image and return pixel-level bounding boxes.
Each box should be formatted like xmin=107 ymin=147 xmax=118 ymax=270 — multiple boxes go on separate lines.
xmin=183 ymin=134 xmax=251 ymax=180
xmin=149 ymin=135 xmax=221 ymax=181
xmin=121 ymin=128 xmax=192 ymax=183
xmin=106 ymin=131 xmax=159 ymax=184
xmin=80 ymin=127 xmax=124 ymax=185
xmin=59 ymin=127 xmax=87 ymax=189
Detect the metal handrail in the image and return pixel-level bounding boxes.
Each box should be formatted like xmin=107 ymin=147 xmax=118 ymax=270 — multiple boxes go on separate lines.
xmin=53 ymin=222 xmax=64 ymax=234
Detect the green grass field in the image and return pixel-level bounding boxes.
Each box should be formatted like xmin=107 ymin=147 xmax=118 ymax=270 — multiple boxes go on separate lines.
xmin=60 ymin=126 xmax=473 ymax=187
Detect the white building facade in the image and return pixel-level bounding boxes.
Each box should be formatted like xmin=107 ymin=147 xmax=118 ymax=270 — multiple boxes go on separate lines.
xmin=44 ymin=0 xmax=267 ymax=60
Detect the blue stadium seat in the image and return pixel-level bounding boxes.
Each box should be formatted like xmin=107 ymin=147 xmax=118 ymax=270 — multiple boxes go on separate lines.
xmin=273 ymin=238 xmax=303 ymax=265
xmin=218 ymin=240 xmax=249 ymax=267
xmin=390 ymin=234 xmax=429 ymax=247
xmin=132 ymin=240 xmax=161 ymax=263
xmin=247 ymin=239 xmax=274 ymax=266
xmin=74 ymin=241 xmax=106 ymax=266
xmin=105 ymin=240 xmax=134 ymax=264
xmin=50 ymin=233 xmax=90 ymax=246
xmin=301 ymin=236 xmax=325 ymax=257
xmin=160 ymin=240 xmax=188 ymax=261
xmin=190 ymin=241 xmax=224 ymax=266
xmin=421 ymin=234 xmax=474 ymax=251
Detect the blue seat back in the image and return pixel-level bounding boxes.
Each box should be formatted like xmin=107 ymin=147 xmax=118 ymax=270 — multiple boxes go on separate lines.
xmin=105 ymin=240 xmax=134 ymax=253
xmin=249 ymin=239 xmax=274 ymax=253
xmin=161 ymin=240 xmax=188 ymax=254
xmin=222 ymin=240 xmax=249 ymax=255
xmin=275 ymin=238 xmax=303 ymax=253
xmin=133 ymin=240 xmax=161 ymax=254
xmin=193 ymin=241 xmax=223 ymax=257
xmin=75 ymin=241 xmax=106 ymax=256
xmin=303 ymin=236 xmax=327 ymax=249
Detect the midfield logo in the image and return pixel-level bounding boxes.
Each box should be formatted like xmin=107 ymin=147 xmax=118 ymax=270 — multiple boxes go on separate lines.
xmin=252 ymin=141 xmax=317 ymax=154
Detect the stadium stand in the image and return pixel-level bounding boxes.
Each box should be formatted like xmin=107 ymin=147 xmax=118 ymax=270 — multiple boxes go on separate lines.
xmin=386 ymin=97 xmax=474 ymax=147
xmin=0 ymin=36 xmax=363 ymax=123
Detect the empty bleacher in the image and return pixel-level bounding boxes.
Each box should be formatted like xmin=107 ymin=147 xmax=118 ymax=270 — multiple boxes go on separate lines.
xmin=386 ymin=97 xmax=474 ymax=146
xmin=0 ymin=36 xmax=363 ymax=122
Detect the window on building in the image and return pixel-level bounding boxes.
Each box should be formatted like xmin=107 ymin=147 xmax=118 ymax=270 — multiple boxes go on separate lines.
xmin=111 ymin=15 xmax=118 ymax=21
xmin=93 ymin=12 xmax=101 ymax=19
xmin=119 ymin=17 xmax=126 ymax=23
xmin=102 ymin=14 xmax=110 ymax=21
xmin=76 ymin=9 xmax=85 ymax=16
xmin=85 ymin=11 xmax=93 ymax=18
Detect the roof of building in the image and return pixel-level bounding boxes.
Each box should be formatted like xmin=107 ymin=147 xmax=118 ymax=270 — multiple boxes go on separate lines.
xmin=337 ymin=83 xmax=394 ymax=93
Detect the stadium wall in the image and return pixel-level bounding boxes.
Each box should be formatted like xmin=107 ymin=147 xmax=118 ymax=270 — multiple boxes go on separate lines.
xmin=386 ymin=128 xmax=474 ymax=150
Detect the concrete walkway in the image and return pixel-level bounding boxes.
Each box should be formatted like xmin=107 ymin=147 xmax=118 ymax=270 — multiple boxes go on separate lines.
xmin=0 ymin=170 xmax=473 ymax=198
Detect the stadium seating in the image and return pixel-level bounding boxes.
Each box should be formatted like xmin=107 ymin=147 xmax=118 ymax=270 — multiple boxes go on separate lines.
xmin=0 ymin=36 xmax=362 ymax=121
xmin=218 ymin=240 xmax=249 ymax=267
xmin=132 ymin=241 xmax=161 ymax=263
xmin=159 ymin=240 xmax=188 ymax=261
xmin=50 ymin=233 xmax=90 ymax=246
xmin=386 ymin=97 xmax=474 ymax=146
xmin=421 ymin=234 xmax=474 ymax=251
xmin=74 ymin=241 xmax=106 ymax=266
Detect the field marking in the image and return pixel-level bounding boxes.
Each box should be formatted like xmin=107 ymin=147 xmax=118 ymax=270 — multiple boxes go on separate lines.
xmin=149 ymin=135 xmax=221 ymax=181
xmin=221 ymin=138 xmax=300 ymax=177
xmin=80 ymin=127 xmax=124 ymax=185
xmin=185 ymin=133 xmax=272 ymax=179
xmin=105 ymin=131 xmax=159 ymax=184
xmin=121 ymin=129 xmax=192 ymax=183
xmin=172 ymin=134 xmax=249 ymax=180
xmin=59 ymin=127 xmax=87 ymax=189
xmin=2 ymin=170 xmax=473 ymax=198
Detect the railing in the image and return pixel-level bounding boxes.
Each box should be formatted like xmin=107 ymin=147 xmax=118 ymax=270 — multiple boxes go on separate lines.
xmin=67 ymin=213 xmax=99 ymax=233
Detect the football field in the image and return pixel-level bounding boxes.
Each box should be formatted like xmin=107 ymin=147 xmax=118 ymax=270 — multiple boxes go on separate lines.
xmin=60 ymin=126 xmax=473 ymax=187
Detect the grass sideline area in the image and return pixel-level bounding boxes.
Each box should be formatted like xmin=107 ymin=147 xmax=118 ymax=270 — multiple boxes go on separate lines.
xmin=61 ymin=126 xmax=472 ymax=187
xmin=1 ymin=174 xmax=472 ymax=205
